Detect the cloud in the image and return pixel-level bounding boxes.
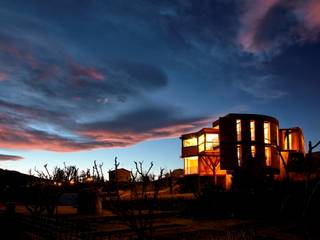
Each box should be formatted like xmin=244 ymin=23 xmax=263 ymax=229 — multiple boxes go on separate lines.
xmin=0 ymin=105 xmax=212 ymax=152
xmin=0 ymin=124 xmax=102 ymax=152
xmin=0 ymin=2 xmax=201 ymax=153
xmin=0 ymin=72 xmax=7 ymax=81
xmin=71 ymin=62 xmax=105 ymax=81
xmin=109 ymin=60 xmax=167 ymax=90
xmin=81 ymin=106 xmax=211 ymax=133
xmin=296 ymin=0 xmax=320 ymax=40
xmin=237 ymin=0 xmax=320 ymax=54
xmin=0 ymin=154 xmax=23 ymax=161
xmin=79 ymin=105 xmax=213 ymax=149
xmin=237 ymin=0 xmax=280 ymax=53
xmin=235 ymin=75 xmax=287 ymax=100
xmin=1 ymin=0 xmax=300 ymax=154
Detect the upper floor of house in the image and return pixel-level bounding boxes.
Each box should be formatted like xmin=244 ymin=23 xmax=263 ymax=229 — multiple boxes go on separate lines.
xmin=181 ymin=113 xmax=305 ymax=169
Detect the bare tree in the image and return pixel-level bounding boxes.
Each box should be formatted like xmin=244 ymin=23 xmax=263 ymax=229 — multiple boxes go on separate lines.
xmin=24 ymin=163 xmax=81 ymax=216
xmin=201 ymin=155 xmax=220 ymax=186
xmin=109 ymin=159 xmax=164 ymax=240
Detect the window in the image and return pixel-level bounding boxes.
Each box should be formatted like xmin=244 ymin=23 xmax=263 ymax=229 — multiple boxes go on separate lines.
xmin=184 ymin=156 xmax=198 ymax=174
xmin=276 ymin=126 xmax=279 ymax=145
xmin=250 ymin=120 xmax=255 ymax=141
xmin=264 ymin=122 xmax=271 ymax=144
xmin=265 ymin=147 xmax=271 ymax=166
xmin=251 ymin=145 xmax=256 ymax=158
xmin=198 ymin=134 xmax=205 ymax=152
xmin=237 ymin=144 xmax=242 ymax=166
xmin=284 ymin=132 xmax=292 ymax=150
xmin=236 ymin=119 xmax=241 ymax=141
xmin=205 ymin=133 xmax=219 ymax=151
xmin=183 ymin=137 xmax=197 ymax=147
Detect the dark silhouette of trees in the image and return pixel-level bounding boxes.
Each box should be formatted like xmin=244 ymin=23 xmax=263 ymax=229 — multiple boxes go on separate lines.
xmin=109 ymin=159 xmax=164 ymax=240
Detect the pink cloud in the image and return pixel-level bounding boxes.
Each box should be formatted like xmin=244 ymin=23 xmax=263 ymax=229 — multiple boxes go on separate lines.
xmin=0 ymin=40 xmax=38 ymax=69
xmin=0 ymin=116 xmax=213 ymax=152
xmin=237 ymin=0 xmax=320 ymax=54
xmin=71 ymin=63 xmax=105 ymax=81
xmin=300 ymin=0 xmax=320 ymax=32
xmin=0 ymin=72 xmax=7 ymax=81
xmin=79 ymin=117 xmax=213 ymax=149
xmin=237 ymin=0 xmax=280 ymax=52
xmin=0 ymin=124 xmax=92 ymax=152
xmin=0 ymin=40 xmax=22 ymax=59
xmin=0 ymin=97 xmax=214 ymax=152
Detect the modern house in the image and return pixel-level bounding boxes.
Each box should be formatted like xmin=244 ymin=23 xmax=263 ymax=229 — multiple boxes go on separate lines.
xmin=181 ymin=113 xmax=305 ymax=190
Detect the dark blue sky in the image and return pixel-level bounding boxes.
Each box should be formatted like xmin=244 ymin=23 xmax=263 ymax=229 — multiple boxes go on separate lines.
xmin=0 ymin=0 xmax=319 ymax=173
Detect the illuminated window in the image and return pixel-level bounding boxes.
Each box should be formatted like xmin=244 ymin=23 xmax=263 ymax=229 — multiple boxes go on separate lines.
xmin=198 ymin=134 xmax=205 ymax=152
xmin=236 ymin=119 xmax=241 ymax=141
xmin=284 ymin=132 xmax=292 ymax=150
xmin=183 ymin=137 xmax=197 ymax=147
xmin=237 ymin=144 xmax=242 ymax=166
xmin=251 ymin=145 xmax=256 ymax=158
xmin=265 ymin=147 xmax=271 ymax=166
xmin=184 ymin=156 xmax=198 ymax=174
xmin=205 ymin=133 xmax=219 ymax=151
xmin=264 ymin=122 xmax=271 ymax=144
xmin=276 ymin=126 xmax=279 ymax=145
xmin=250 ymin=120 xmax=255 ymax=141
xmin=213 ymin=124 xmax=219 ymax=130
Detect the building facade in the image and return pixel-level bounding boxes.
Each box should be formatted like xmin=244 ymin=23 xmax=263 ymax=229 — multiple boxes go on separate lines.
xmin=181 ymin=113 xmax=305 ymax=190
xmin=109 ymin=168 xmax=131 ymax=182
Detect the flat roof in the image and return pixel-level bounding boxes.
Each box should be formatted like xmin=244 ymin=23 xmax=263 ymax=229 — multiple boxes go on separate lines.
xmin=181 ymin=127 xmax=219 ymax=139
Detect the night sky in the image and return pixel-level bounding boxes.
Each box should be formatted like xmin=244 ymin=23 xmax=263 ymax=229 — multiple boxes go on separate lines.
xmin=0 ymin=0 xmax=319 ymax=174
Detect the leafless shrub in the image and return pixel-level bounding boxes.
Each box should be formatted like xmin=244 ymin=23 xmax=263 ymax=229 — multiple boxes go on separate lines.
xmin=109 ymin=158 xmax=165 ymax=240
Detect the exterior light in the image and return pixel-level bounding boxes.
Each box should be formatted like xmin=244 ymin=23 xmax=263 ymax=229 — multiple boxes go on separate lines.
xmin=86 ymin=177 xmax=93 ymax=182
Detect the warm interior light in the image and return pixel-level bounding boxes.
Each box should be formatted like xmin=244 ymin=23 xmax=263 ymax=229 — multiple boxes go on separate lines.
xmin=86 ymin=177 xmax=93 ymax=182
xmin=250 ymin=120 xmax=255 ymax=141
xmin=198 ymin=134 xmax=205 ymax=152
xmin=183 ymin=137 xmax=197 ymax=147
xmin=236 ymin=119 xmax=241 ymax=141
xmin=237 ymin=144 xmax=242 ymax=166
xmin=251 ymin=145 xmax=256 ymax=158
xmin=264 ymin=121 xmax=271 ymax=144
xmin=205 ymin=133 xmax=219 ymax=150
xmin=184 ymin=156 xmax=198 ymax=174
xmin=284 ymin=132 xmax=292 ymax=150
xmin=213 ymin=124 xmax=219 ymax=130
xmin=265 ymin=146 xmax=271 ymax=166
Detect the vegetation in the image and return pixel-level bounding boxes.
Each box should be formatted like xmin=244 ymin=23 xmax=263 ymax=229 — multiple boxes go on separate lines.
xmin=108 ymin=158 xmax=165 ymax=240
xmin=1 ymin=146 xmax=320 ymax=239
